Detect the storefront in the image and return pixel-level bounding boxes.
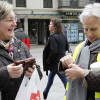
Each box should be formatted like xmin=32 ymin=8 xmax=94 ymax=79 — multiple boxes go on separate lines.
xmin=61 ymin=11 xmax=85 ymax=43
xmin=17 ymin=14 xmax=60 ymax=45
xmin=18 ymin=11 xmax=86 ymax=44
xmin=28 ymin=19 xmax=50 ymax=44
xmin=19 ymin=18 xmax=50 ymax=44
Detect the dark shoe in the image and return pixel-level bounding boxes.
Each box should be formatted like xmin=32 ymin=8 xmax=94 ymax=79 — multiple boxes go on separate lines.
xmin=43 ymin=92 xmax=48 ymax=99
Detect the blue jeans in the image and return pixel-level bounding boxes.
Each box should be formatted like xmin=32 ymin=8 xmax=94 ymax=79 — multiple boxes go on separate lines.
xmin=43 ymin=71 xmax=67 ymax=94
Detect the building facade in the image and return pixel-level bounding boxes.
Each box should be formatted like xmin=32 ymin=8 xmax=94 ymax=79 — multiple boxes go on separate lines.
xmin=4 ymin=0 xmax=99 ymax=44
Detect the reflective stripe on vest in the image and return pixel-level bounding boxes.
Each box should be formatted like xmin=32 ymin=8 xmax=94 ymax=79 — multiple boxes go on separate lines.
xmin=64 ymin=81 xmax=69 ymax=100
xmin=95 ymin=52 xmax=100 ymax=99
xmin=64 ymin=42 xmax=100 ymax=100
xmin=73 ymin=41 xmax=84 ymax=62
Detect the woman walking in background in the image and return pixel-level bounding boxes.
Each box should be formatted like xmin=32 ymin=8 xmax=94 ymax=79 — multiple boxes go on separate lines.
xmin=43 ymin=18 xmax=70 ymax=99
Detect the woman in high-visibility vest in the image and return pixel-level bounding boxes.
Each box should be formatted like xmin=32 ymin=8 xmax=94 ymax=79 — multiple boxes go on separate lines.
xmin=60 ymin=3 xmax=100 ymax=100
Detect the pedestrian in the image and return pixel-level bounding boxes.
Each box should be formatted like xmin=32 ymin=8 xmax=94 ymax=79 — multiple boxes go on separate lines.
xmin=14 ymin=19 xmax=30 ymax=50
xmin=43 ymin=18 xmax=70 ymax=99
xmin=63 ymin=25 xmax=67 ymax=36
xmin=63 ymin=25 xmax=72 ymax=53
xmin=0 ymin=1 xmax=36 ymax=100
xmin=60 ymin=3 xmax=100 ymax=100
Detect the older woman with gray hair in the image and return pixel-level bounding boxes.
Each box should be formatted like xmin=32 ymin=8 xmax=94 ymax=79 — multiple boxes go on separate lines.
xmin=0 ymin=1 xmax=35 ymax=100
xmin=60 ymin=3 xmax=100 ymax=100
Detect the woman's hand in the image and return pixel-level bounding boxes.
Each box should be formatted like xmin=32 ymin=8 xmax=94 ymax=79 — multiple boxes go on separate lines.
xmin=24 ymin=65 xmax=35 ymax=78
xmin=60 ymin=55 xmax=73 ymax=67
xmin=65 ymin=64 xmax=85 ymax=81
xmin=7 ymin=63 xmax=23 ymax=78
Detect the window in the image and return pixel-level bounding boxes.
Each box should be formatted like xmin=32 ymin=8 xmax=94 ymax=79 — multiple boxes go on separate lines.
xmin=43 ymin=0 xmax=53 ymax=8
xmin=4 ymin=0 xmax=12 ymax=4
xmin=70 ymin=0 xmax=78 ymax=7
xmin=16 ymin=0 xmax=26 ymax=7
xmin=95 ymin=0 xmax=100 ymax=3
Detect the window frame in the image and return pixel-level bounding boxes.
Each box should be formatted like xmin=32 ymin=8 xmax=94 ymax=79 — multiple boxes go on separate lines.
xmin=16 ymin=0 xmax=26 ymax=7
xmin=43 ymin=0 xmax=53 ymax=8
xmin=70 ymin=0 xmax=78 ymax=7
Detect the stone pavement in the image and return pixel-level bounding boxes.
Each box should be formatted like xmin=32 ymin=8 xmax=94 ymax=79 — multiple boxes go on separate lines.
xmin=30 ymin=43 xmax=77 ymax=100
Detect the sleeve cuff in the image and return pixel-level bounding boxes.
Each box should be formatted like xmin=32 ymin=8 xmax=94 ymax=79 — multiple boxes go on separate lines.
xmin=84 ymin=69 xmax=90 ymax=77
xmin=82 ymin=69 xmax=90 ymax=88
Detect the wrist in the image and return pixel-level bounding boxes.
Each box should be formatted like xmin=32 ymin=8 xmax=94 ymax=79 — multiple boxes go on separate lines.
xmin=80 ymin=68 xmax=85 ymax=78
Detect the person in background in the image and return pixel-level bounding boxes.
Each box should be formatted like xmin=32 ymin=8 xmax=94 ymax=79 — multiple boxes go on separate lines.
xmin=43 ymin=18 xmax=69 ymax=99
xmin=14 ymin=19 xmax=30 ymax=50
xmin=60 ymin=3 xmax=100 ymax=100
xmin=63 ymin=25 xmax=68 ymax=37
xmin=0 ymin=1 xmax=35 ymax=100
xmin=63 ymin=25 xmax=72 ymax=53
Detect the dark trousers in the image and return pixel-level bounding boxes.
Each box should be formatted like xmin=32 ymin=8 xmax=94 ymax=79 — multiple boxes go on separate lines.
xmin=43 ymin=71 xmax=67 ymax=94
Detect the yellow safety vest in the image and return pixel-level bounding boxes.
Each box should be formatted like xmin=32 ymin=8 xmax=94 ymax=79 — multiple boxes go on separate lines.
xmin=64 ymin=41 xmax=100 ymax=100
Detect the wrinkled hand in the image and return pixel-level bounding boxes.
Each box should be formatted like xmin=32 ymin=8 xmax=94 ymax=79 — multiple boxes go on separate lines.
xmin=24 ymin=65 xmax=35 ymax=78
xmin=60 ymin=55 xmax=73 ymax=67
xmin=65 ymin=64 xmax=85 ymax=81
xmin=7 ymin=63 xmax=23 ymax=78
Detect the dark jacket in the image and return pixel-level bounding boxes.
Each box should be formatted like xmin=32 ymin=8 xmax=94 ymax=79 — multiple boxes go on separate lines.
xmin=85 ymin=43 xmax=100 ymax=100
xmin=0 ymin=37 xmax=32 ymax=100
xmin=14 ymin=28 xmax=30 ymax=50
xmin=43 ymin=32 xmax=69 ymax=75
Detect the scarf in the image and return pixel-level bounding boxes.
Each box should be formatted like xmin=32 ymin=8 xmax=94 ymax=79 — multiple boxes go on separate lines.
xmin=0 ymin=38 xmax=14 ymax=58
xmin=66 ymin=38 xmax=100 ymax=100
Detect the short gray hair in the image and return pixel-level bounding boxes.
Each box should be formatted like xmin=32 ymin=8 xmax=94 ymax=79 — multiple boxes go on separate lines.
xmin=79 ymin=3 xmax=100 ymax=23
xmin=0 ymin=1 xmax=13 ymax=20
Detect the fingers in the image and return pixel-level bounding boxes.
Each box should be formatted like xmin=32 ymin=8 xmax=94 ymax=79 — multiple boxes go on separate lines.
xmin=12 ymin=65 xmax=23 ymax=74
xmin=62 ymin=57 xmax=68 ymax=67
xmin=66 ymin=55 xmax=73 ymax=65
xmin=64 ymin=64 xmax=84 ymax=81
xmin=67 ymin=77 xmax=69 ymax=80
xmin=13 ymin=64 xmax=23 ymax=71
xmin=68 ymin=64 xmax=77 ymax=67
xmin=65 ymin=69 xmax=75 ymax=81
xmin=7 ymin=63 xmax=36 ymax=78
xmin=25 ymin=65 xmax=35 ymax=78
xmin=60 ymin=55 xmax=73 ymax=67
xmin=67 ymin=76 xmax=75 ymax=81
xmin=7 ymin=64 xmax=23 ymax=78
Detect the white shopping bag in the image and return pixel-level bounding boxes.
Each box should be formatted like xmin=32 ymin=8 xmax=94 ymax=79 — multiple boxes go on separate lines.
xmin=15 ymin=68 xmax=41 ymax=100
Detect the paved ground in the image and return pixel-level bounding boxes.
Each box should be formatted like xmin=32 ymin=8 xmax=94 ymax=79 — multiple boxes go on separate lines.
xmin=30 ymin=43 xmax=78 ymax=100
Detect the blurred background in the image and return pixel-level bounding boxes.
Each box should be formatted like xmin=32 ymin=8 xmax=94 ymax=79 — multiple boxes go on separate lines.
xmin=4 ymin=0 xmax=100 ymax=45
